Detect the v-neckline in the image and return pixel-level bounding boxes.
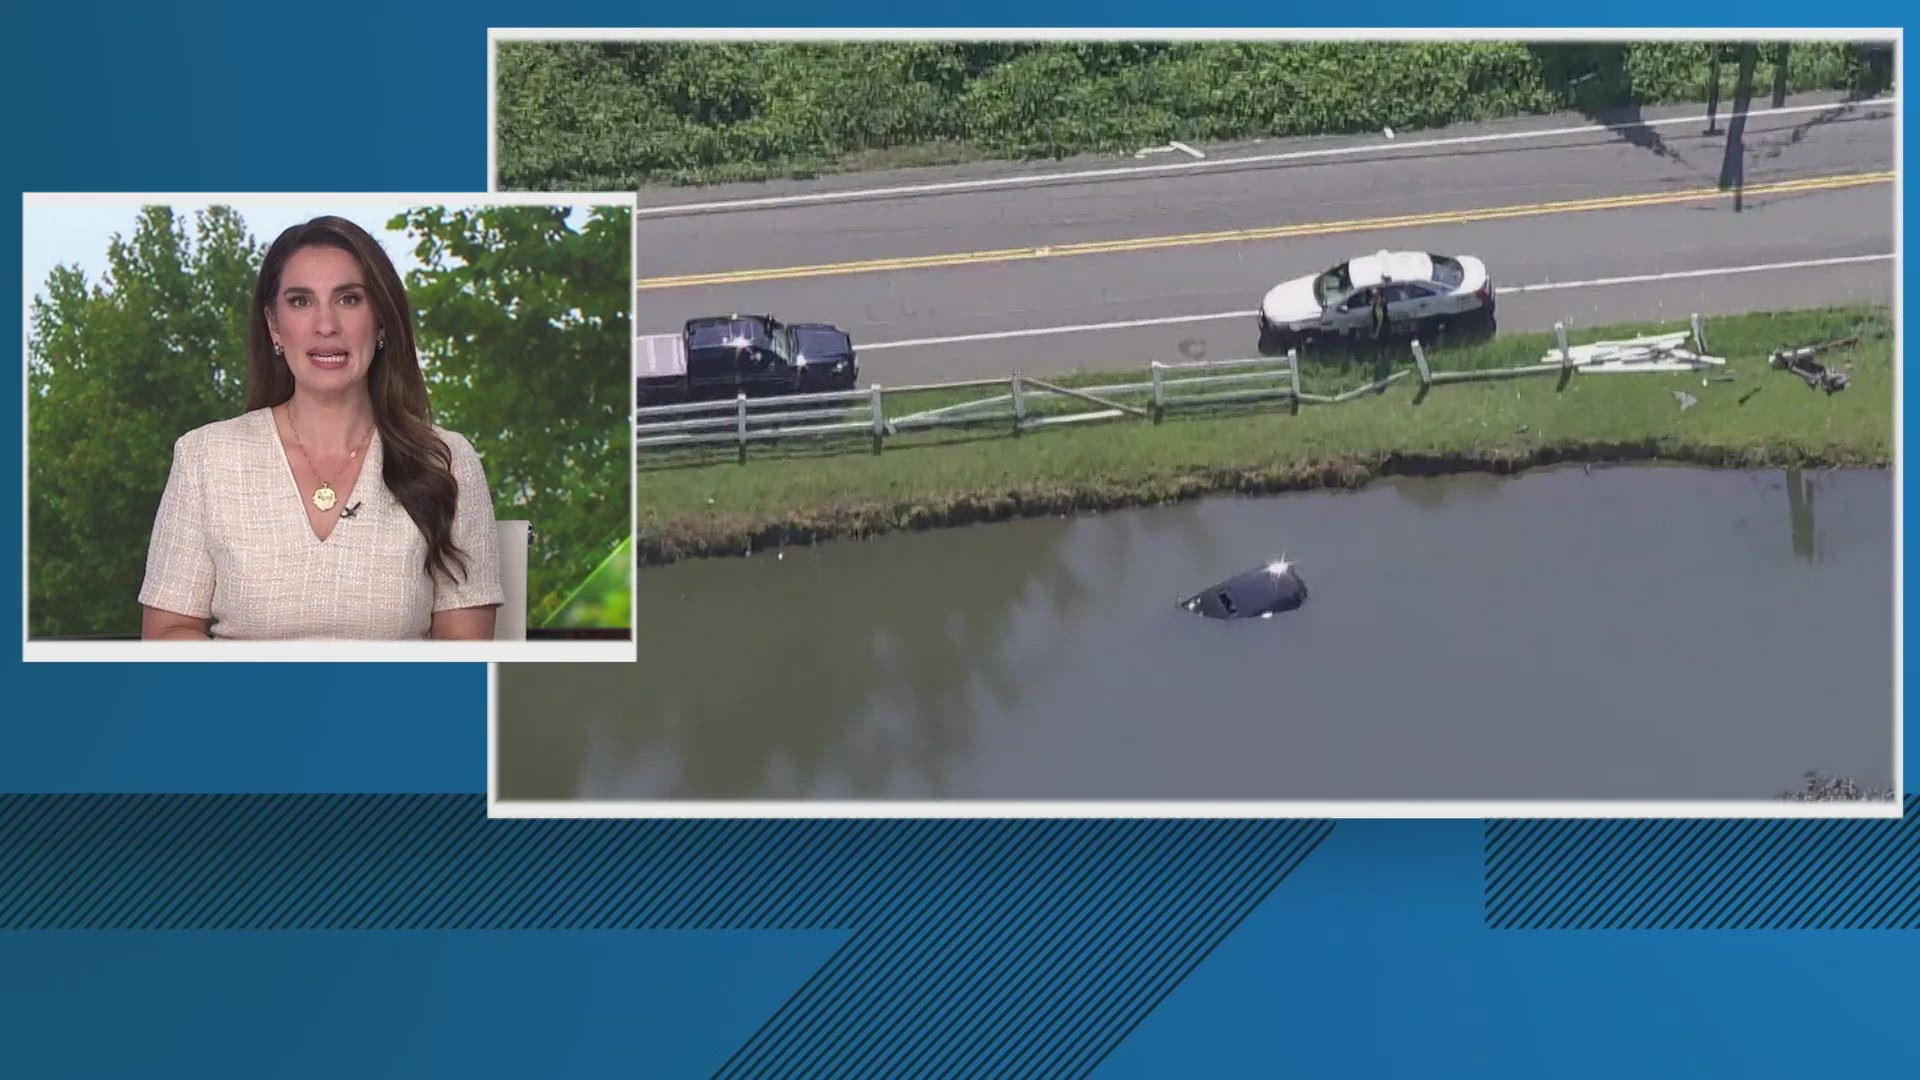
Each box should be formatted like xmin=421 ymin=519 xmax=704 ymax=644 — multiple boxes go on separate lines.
xmin=264 ymin=405 xmax=379 ymax=544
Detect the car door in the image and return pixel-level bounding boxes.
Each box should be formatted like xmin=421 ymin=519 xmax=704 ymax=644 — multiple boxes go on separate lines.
xmin=744 ymin=322 xmax=788 ymax=387
xmin=772 ymin=326 xmax=803 ymax=386
xmin=1327 ymin=288 xmax=1376 ymax=334
xmin=1387 ymin=282 xmax=1440 ymax=328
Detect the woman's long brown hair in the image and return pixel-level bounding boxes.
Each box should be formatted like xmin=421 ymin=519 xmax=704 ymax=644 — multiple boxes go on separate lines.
xmin=246 ymin=216 xmax=470 ymax=585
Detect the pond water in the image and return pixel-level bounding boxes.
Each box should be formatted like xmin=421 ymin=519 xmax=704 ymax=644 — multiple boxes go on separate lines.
xmin=497 ymin=465 xmax=1894 ymax=803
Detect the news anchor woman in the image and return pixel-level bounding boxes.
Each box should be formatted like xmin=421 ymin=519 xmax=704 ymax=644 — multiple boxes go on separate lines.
xmin=139 ymin=216 xmax=503 ymax=640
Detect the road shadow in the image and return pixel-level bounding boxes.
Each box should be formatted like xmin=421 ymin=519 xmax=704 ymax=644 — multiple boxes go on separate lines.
xmin=1748 ymin=95 xmax=1888 ymax=165
xmin=1289 ymin=317 xmax=1500 ymax=374
xmin=1738 ymin=41 xmax=1897 ymax=163
xmin=1527 ymin=44 xmax=1682 ymax=164
xmin=1785 ymin=466 xmax=1820 ymax=563
xmin=1716 ymin=44 xmax=1759 ymax=211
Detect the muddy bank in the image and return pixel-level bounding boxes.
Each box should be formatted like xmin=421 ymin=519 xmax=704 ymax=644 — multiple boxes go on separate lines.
xmin=637 ymin=439 xmax=1887 ymax=566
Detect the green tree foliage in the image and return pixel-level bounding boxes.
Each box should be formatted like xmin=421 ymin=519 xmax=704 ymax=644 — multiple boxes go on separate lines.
xmin=496 ymin=40 xmax=1880 ymax=189
xmin=394 ymin=205 xmax=633 ymax=625
xmin=548 ymin=536 xmax=632 ymax=629
xmin=28 ymin=206 xmax=258 ymax=638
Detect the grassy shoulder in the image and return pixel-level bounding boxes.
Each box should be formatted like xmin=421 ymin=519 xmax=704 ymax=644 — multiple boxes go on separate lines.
xmin=637 ymin=306 xmax=1892 ymax=565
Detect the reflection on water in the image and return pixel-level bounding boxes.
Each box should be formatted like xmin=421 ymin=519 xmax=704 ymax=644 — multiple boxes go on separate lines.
xmin=499 ymin=466 xmax=1893 ymax=802
xmin=1383 ymin=469 xmax=1513 ymax=512
xmin=505 ymin=516 xmax=1117 ymax=800
xmin=1786 ymin=467 xmax=1818 ymax=563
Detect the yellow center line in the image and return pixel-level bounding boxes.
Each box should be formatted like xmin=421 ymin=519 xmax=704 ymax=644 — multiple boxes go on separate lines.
xmin=637 ymin=170 xmax=1894 ymax=290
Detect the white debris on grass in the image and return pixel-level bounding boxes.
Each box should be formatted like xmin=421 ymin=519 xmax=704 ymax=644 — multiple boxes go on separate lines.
xmin=1550 ymin=330 xmax=1728 ymax=375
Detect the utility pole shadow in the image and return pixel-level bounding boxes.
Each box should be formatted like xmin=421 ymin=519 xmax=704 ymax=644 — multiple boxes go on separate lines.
xmin=1717 ymin=43 xmax=1759 ymax=212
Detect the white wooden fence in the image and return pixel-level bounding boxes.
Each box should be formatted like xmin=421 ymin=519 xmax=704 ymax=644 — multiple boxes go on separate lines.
xmin=634 ymin=356 xmax=1303 ymax=460
xmin=636 ymin=316 xmax=1721 ymax=461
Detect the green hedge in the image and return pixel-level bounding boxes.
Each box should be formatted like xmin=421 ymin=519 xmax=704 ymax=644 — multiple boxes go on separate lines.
xmin=497 ymin=41 xmax=1887 ymax=189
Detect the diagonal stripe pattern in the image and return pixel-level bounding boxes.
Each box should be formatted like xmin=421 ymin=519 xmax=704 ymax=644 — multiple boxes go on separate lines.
xmin=0 ymin=795 xmax=1330 ymax=1077
xmin=1484 ymin=798 xmax=1920 ymax=930
xmin=716 ymin=817 xmax=1329 ymax=1078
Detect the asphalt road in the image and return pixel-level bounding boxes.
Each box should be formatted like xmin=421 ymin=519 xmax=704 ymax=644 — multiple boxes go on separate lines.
xmin=635 ymin=94 xmax=1896 ymax=384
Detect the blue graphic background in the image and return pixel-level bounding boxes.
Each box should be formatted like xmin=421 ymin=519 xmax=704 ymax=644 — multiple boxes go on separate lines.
xmin=5 ymin=6 xmax=1914 ymax=1077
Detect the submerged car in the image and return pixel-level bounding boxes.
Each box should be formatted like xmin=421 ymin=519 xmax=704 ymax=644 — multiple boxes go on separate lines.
xmin=1257 ymin=250 xmax=1495 ymax=353
xmin=1180 ymin=560 xmax=1309 ymax=620
xmin=637 ymin=313 xmax=859 ymax=403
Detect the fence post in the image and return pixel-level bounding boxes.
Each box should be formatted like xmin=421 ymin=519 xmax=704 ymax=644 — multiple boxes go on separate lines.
xmin=1690 ymin=312 xmax=1708 ymax=355
xmin=870 ymin=383 xmax=885 ymax=454
xmin=1011 ymin=373 xmax=1026 ymax=436
xmin=1286 ymin=349 xmax=1301 ymax=415
xmin=736 ymin=391 xmax=748 ymax=465
xmin=1411 ymin=338 xmax=1431 ymax=387
xmin=1150 ymin=362 xmax=1164 ymax=424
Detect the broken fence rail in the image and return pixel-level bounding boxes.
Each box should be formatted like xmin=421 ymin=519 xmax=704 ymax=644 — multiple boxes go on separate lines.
xmin=637 ymin=315 xmax=1726 ymax=460
xmin=1411 ymin=314 xmax=1725 ymax=388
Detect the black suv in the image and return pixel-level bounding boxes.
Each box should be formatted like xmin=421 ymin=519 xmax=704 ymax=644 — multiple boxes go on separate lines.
xmin=639 ymin=314 xmax=858 ymax=403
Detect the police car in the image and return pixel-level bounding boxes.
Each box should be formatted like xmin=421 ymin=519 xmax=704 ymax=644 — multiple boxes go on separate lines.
xmin=1257 ymin=250 xmax=1496 ymax=353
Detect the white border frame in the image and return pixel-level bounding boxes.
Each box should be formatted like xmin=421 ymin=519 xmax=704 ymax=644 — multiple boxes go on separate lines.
xmin=484 ymin=28 xmax=1902 ymax=817
xmin=21 ymin=190 xmax=642 ymax=664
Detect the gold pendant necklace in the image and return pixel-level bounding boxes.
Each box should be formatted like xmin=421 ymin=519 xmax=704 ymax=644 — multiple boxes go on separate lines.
xmin=284 ymin=402 xmax=368 ymax=514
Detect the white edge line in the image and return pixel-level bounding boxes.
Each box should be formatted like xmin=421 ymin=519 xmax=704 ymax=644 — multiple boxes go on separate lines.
xmin=1893 ymin=35 xmax=1905 ymax=803
xmin=1503 ymin=254 xmax=1896 ymax=293
xmin=863 ymin=310 xmax=1262 ymax=350
xmin=22 ymin=641 xmax=636 ymax=663
xmin=632 ymin=97 xmax=1896 ymax=217
xmin=853 ymin=254 xmax=1894 ymax=351
xmin=18 ymin=191 xmax=636 ymax=207
xmin=493 ymin=28 xmax=1900 ymax=42
xmin=19 ymin=197 xmax=31 ymax=659
xmin=487 ymin=799 xmax=1901 ymax=820
xmin=629 ymin=199 xmax=643 ymax=660
xmin=486 ymin=34 xmax=499 ymax=193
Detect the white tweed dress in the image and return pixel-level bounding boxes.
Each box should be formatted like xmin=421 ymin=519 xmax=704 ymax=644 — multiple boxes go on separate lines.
xmin=139 ymin=408 xmax=504 ymax=639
